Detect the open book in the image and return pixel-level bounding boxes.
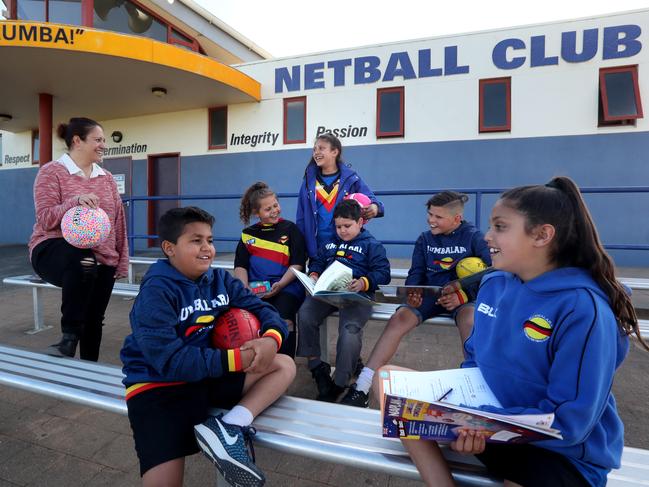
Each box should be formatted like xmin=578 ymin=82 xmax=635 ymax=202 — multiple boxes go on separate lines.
xmin=380 ymin=368 xmax=562 ymax=443
xmin=291 ymin=260 xmax=376 ymax=307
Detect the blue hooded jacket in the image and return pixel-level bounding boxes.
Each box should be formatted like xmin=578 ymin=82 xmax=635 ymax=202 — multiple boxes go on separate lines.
xmin=406 ymin=221 xmax=491 ymax=287
xmin=121 ymin=259 xmax=288 ymax=385
xmin=308 ymin=228 xmax=391 ymax=293
xmin=296 ymin=161 xmax=384 ymax=259
xmin=464 ymin=268 xmax=629 ymax=486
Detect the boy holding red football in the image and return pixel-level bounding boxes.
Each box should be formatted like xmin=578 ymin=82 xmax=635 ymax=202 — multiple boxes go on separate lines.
xmin=121 ymin=206 xmax=295 ymax=487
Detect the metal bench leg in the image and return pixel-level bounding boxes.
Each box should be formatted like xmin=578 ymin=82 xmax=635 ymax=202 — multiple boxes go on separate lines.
xmin=26 ymin=287 xmax=52 ymax=335
xmin=128 ymin=263 xmax=133 ymax=284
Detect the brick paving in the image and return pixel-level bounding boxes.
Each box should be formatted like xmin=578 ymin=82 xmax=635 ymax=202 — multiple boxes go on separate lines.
xmin=0 ymin=245 xmax=647 ymax=486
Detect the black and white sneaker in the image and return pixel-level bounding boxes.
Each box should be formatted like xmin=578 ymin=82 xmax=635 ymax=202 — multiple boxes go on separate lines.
xmin=340 ymin=384 xmax=370 ymax=408
xmin=194 ymin=414 xmax=265 ymax=487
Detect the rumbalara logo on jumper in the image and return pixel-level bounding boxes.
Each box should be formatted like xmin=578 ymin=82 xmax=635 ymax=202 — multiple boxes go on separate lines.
xmin=0 ymin=24 xmax=84 ymax=45
xmin=523 ymin=315 xmax=553 ymax=342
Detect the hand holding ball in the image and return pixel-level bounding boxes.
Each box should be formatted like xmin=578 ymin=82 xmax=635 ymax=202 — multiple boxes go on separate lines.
xmin=344 ymin=192 xmax=373 ymax=223
xmin=61 ymin=206 xmax=111 ymax=249
xmin=211 ymin=308 xmax=261 ymax=349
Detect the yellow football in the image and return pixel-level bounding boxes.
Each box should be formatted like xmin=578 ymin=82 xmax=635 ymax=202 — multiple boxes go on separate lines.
xmin=455 ymin=257 xmax=488 ymax=279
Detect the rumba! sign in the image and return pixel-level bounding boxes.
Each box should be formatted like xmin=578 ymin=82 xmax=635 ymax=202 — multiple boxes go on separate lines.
xmin=0 ymin=22 xmax=84 ymax=45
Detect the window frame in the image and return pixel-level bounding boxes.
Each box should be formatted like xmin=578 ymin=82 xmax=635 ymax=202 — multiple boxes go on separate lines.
xmin=479 ymin=77 xmax=511 ymax=133
xmin=376 ymin=86 xmax=405 ymax=138
xmin=31 ymin=129 xmax=39 ymax=165
xmin=599 ymin=64 xmax=643 ymax=123
xmin=208 ymin=105 xmax=228 ymax=150
xmin=283 ymin=96 xmax=307 ymax=145
xmin=10 ymin=0 xmax=201 ymax=51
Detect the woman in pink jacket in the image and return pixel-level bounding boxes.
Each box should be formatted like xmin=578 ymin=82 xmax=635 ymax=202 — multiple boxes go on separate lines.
xmin=29 ymin=117 xmax=128 ymax=361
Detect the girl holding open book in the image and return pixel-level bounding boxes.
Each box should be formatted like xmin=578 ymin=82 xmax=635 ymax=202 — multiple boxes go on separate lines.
xmin=384 ymin=177 xmax=648 ymax=487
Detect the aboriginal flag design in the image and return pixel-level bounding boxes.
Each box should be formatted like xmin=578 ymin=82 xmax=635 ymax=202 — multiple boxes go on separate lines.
xmin=523 ymin=316 xmax=553 ymax=342
xmin=433 ymin=257 xmax=454 ymax=270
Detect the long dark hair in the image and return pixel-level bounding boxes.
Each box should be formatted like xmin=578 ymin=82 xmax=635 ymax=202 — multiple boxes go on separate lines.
xmin=500 ymin=176 xmax=647 ymax=350
xmin=239 ymin=181 xmax=276 ymax=225
xmin=310 ymin=133 xmax=343 ymax=165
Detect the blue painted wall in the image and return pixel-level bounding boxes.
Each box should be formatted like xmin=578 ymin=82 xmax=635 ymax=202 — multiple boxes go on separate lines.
xmin=3 ymin=131 xmax=648 ymax=266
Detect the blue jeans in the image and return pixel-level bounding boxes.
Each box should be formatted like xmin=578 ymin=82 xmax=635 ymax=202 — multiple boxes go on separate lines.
xmin=297 ymin=296 xmax=372 ymax=387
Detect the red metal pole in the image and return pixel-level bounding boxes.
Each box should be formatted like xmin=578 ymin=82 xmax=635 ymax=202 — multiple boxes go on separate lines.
xmin=39 ymin=93 xmax=53 ymax=166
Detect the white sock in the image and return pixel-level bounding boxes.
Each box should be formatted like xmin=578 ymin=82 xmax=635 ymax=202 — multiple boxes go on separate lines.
xmin=221 ymin=405 xmax=254 ymax=427
xmin=355 ymin=367 xmax=375 ymax=394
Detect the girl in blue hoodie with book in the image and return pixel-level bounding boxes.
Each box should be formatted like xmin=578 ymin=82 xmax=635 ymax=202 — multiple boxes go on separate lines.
xmin=387 ymin=177 xmax=648 ymax=487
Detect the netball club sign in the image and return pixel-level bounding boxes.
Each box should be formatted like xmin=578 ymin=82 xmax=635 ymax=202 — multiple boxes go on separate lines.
xmin=274 ymin=24 xmax=642 ymax=93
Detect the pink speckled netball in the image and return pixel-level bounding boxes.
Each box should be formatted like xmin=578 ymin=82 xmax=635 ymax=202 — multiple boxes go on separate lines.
xmin=61 ymin=206 xmax=111 ymax=249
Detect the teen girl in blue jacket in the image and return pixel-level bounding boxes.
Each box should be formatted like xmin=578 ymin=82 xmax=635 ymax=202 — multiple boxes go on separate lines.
xmin=296 ymin=133 xmax=384 ymax=259
xmin=388 ymin=177 xmax=648 ymax=487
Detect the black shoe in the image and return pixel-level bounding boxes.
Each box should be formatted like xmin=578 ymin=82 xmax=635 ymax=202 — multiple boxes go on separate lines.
xmin=320 ymin=383 xmax=346 ymax=403
xmin=311 ymin=362 xmax=334 ymax=400
xmin=340 ymin=384 xmax=370 ymax=408
xmin=354 ymin=358 xmax=364 ymax=378
xmin=46 ymin=333 xmax=79 ymax=358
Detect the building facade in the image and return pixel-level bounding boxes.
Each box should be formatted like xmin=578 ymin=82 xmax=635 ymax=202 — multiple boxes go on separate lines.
xmin=0 ymin=2 xmax=646 ymax=263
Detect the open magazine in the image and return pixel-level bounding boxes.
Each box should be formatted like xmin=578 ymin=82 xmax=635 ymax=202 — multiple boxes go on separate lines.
xmin=291 ymin=260 xmax=376 ymax=307
xmin=380 ymin=368 xmax=562 ymax=443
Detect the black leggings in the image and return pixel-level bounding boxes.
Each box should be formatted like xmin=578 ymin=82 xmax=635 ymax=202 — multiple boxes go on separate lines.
xmin=31 ymin=238 xmax=116 ymax=361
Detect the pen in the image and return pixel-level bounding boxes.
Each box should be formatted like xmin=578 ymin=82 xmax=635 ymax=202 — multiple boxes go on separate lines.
xmin=437 ymin=388 xmax=453 ymax=402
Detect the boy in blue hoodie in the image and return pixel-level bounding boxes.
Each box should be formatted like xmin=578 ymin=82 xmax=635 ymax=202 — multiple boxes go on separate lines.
xmin=121 ymin=207 xmax=295 ymax=487
xmin=342 ymin=191 xmax=491 ymax=407
xmin=297 ymin=199 xmax=391 ymax=402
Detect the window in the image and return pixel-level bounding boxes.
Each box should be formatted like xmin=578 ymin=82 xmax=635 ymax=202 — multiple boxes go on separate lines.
xmin=599 ymin=65 xmax=643 ymax=126
xmin=376 ymin=87 xmax=404 ymax=138
xmin=32 ymin=129 xmax=39 ymax=165
xmin=283 ymin=96 xmax=306 ymax=144
xmin=208 ymin=106 xmax=227 ymax=150
xmin=15 ymin=0 xmax=81 ymax=23
xmin=479 ymin=77 xmax=511 ymax=133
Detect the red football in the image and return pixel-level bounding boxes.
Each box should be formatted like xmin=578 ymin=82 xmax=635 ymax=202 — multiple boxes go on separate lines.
xmin=211 ymin=308 xmax=261 ymax=349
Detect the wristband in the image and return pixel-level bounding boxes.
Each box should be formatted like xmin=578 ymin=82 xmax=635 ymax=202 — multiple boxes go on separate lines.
xmin=226 ymin=348 xmax=243 ymax=372
xmin=262 ymin=329 xmax=282 ymax=350
xmin=360 ymin=277 xmax=370 ymax=291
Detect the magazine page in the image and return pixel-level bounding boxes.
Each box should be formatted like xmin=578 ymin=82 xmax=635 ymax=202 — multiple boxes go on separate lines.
xmin=382 ymin=394 xmax=562 ymax=443
xmin=379 ymin=285 xmax=442 ymax=302
xmin=290 ymin=268 xmax=316 ymax=296
xmin=381 ymin=368 xmax=503 ymax=409
xmin=314 ymin=260 xmax=353 ymax=293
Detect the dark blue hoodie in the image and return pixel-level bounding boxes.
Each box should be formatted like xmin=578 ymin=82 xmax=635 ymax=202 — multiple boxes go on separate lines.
xmin=406 ymin=221 xmax=491 ymax=287
xmin=464 ymin=268 xmax=629 ymax=486
xmin=121 ymin=259 xmax=287 ymax=386
xmin=308 ymin=228 xmax=391 ymax=293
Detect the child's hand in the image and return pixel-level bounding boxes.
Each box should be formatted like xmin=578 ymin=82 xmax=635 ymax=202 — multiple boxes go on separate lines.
xmin=262 ymin=282 xmax=282 ymax=299
xmin=450 ymin=429 xmax=486 ymax=455
xmin=240 ymin=337 xmax=277 ymax=374
xmin=240 ymin=348 xmax=255 ymax=370
xmin=361 ymin=203 xmax=379 ymax=220
xmin=437 ymin=291 xmax=461 ymax=311
xmin=309 ymin=273 xmax=319 ymax=282
xmin=347 ymin=278 xmax=365 ymax=292
xmin=406 ymin=289 xmax=423 ymax=307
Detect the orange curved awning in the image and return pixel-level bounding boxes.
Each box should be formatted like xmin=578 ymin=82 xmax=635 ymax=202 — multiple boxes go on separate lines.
xmin=0 ymin=21 xmax=261 ymax=132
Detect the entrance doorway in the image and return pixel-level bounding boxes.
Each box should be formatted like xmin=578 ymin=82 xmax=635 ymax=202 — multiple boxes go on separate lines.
xmin=147 ymin=153 xmax=180 ymax=247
